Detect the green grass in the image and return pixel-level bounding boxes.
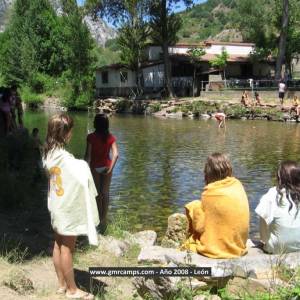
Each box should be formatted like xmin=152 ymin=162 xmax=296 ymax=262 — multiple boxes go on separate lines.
xmin=106 ymin=210 xmax=130 ymax=239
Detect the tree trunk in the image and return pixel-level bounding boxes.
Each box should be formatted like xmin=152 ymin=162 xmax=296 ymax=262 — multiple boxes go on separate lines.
xmin=161 ymin=0 xmax=174 ymax=98
xmin=193 ymin=65 xmax=196 ymax=97
xmin=275 ymin=0 xmax=289 ymax=80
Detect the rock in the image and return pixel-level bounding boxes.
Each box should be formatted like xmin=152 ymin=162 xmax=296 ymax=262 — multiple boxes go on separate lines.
xmin=98 ymin=235 xmax=129 ymax=257
xmin=134 ymin=263 xmax=208 ymax=300
xmin=134 ymin=275 xmax=181 ymax=299
xmin=138 ymin=240 xmax=300 ymax=280
xmin=166 ymin=111 xmax=183 ymax=119
xmin=226 ymin=277 xmax=268 ymax=298
xmin=133 ymin=231 xmax=157 ymax=248
xmin=138 ymin=246 xmax=180 ymax=264
xmin=161 ymin=213 xmax=188 ymax=248
xmin=193 ymin=295 xmax=221 ymax=300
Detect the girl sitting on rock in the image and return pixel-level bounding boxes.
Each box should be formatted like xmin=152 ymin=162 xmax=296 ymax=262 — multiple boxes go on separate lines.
xmin=181 ymin=153 xmax=250 ymax=258
xmin=43 ymin=114 xmax=99 ymax=300
xmin=255 ymin=161 xmax=300 ymax=254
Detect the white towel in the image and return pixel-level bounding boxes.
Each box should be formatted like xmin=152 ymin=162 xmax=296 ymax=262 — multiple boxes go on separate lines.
xmin=43 ymin=148 xmax=100 ymax=245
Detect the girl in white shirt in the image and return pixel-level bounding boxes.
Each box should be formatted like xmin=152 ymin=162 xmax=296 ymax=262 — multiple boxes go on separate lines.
xmin=255 ymin=161 xmax=300 ymax=254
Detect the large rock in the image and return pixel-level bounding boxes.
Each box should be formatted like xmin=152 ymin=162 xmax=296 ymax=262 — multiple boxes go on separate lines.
xmin=137 ymin=241 xmax=300 ymax=280
xmin=134 ymin=262 xmax=208 ymax=300
xmin=133 ymin=231 xmax=157 ymax=249
xmin=98 ymin=235 xmax=130 ymax=257
xmin=161 ymin=213 xmax=188 ymax=248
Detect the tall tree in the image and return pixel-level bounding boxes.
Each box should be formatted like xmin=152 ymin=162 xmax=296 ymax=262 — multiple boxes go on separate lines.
xmin=149 ymin=0 xmax=192 ymax=98
xmin=187 ymin=47 xmax=206 ymax=96
xmin=61 ymin=0 xmax=94 ymax=96
xmin=275 ymin=0 xmax=289 ymax=79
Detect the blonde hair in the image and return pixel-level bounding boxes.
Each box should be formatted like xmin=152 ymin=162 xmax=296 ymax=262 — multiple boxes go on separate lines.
xmin=204 ymin=153 xmax=233 ymax=184
xmin=43 ymin=114 xmax=74 ymax=157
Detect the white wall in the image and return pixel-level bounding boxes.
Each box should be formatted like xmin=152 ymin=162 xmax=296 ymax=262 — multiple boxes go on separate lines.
xmin=96 ymin=69 xmax=137 ymax=88
xmin=145 ymin=43 xmax=254 ymax=60
xmin=142 ymin=64 xmax=164 ymax=88
xmin=205 ymin=45 xmax=253 ymax=55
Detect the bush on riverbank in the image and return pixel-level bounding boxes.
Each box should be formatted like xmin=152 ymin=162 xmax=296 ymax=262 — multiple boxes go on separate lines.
xmin=19 ymin=86 xmax=43 ymax=109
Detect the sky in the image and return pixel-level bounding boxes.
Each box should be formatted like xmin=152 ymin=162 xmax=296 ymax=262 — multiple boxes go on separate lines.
xmin=76 ymin=0 xmax=206 ymax=13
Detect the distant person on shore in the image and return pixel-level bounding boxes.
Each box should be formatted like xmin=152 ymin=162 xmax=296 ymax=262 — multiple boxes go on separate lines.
xmin=0 ymin=88 xmax=12 ymax=135
xmin=241 ymin=90 xmax=251 ymax=107
xmin=213 ymin=112 xmax=226 ymax=128
xmin=181 ymin=153 xmax=250 ymax=258
xmin=254 ymin=91 xmax=262 ymax=106
xmin=10 ymin=85 xmax=23 ymax=129
xmin=43 ymin=114 xmax=98 ymax=300
xmin=255 ymin=161 xmax=300 ymax=254
xmin=278 ymin=80 xmax=286 ymax=105
xmin=290 ymin=96 xmax=300 ymax=116
xmin=85 ymin=114 xmax=119 ymax=234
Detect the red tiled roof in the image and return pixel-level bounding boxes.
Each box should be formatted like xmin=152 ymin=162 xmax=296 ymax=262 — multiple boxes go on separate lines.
xmin=204 ymin=40 xmax=255 ymax=47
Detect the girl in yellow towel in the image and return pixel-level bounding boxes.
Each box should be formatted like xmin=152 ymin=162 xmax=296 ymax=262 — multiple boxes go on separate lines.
xmin=182 ymin=153 xmax=250 ymax=258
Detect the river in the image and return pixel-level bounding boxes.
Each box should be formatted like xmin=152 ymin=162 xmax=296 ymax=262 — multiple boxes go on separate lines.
xmin=24 ymin=111 xmax=300 ymax=237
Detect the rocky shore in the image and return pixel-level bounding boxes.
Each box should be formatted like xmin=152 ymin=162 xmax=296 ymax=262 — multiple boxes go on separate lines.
xmin=93 ymin=98 xmax=299 ymax=123
xmin=1 ymin=213 xmax=300 ymax=300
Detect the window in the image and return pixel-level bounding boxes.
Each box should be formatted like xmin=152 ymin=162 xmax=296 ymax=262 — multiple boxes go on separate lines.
xmin=120 ymin=71 xmax=128 ymax=83
xmin=102 ymin=71 xmax=108 ymax=84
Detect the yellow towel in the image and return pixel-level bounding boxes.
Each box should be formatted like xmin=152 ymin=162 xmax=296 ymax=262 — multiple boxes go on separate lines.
xmin=44 ymin=148 xmax=100 ymax=245
xmin=182 ymin=177 xmax=249 ymax=258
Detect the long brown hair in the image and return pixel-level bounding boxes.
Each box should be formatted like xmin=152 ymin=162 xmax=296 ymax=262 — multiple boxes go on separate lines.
xmin=43 ymin=114 xmax=74 ymax=158
xmin=277 ymin=161 xmax=300 ymax=211
xmin=204 ymin=153 xmax=233 ymax=185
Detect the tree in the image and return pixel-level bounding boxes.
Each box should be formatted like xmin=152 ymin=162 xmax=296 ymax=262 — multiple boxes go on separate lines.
xmin=210 ymin=47 xmax=229 ymax=82
xmin=60 ymin=0 xmax=95 ymax=107
xmin=149 ymin=0 xmax=192 ymax=98
xmin=85 ymin=0 xmax=150 ymax=92
xmin=1 ymin=0 xmax=65 ymax=85
xmin=275 ymin=0 xmax=289 ymax=79
xmin=116 ymin=1 xmax=150 ymax=90
xmin=187 ymin=47 xmax=206 ymax=97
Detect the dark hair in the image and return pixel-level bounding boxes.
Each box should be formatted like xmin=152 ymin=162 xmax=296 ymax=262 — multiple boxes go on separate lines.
xmin=277 ymin=161 xmax=300 ymax=211
xmin=2 ymin=88 xmax=11 ymax=103
xmin=94 ymin=114 xmax=109 ymax=139
xmin=43 ymin=114 xmax=74 ymax=158
xmin=255 ymin=91 xmax=259 ymax=97
xmin=204 ymin=153 xmax=233 ymax=185
xmin=32 ymin=128 xmax=39 ymax=135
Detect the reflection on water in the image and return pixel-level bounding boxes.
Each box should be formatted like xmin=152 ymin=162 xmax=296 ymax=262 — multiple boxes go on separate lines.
xmin=24 ymin=112 xmax=300 ymax=237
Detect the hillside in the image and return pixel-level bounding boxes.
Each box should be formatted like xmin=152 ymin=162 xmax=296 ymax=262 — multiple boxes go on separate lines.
xmin=0 ymin=0 xmax=116 ymax=46
xmin=178 ymin=0 xmax=243 ymax=43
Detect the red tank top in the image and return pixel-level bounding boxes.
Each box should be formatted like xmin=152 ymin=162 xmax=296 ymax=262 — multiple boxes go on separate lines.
xmin=87 ymin=132 xmax=116 ymax=168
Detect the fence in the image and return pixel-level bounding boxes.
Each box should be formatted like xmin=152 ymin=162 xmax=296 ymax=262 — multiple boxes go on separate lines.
xmin=201 ymin=79 xmax=300 ymax=91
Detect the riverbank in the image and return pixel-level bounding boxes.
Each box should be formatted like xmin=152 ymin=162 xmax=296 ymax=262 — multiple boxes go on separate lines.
xmin=92 ymin=98 xmax=299 ymax=123
xmin=1 ymin=213 xmax=300 ymax=300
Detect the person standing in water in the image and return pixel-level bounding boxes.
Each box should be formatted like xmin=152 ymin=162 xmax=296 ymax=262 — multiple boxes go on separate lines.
xmin=85 ymin=114 xmax=119 ymax=234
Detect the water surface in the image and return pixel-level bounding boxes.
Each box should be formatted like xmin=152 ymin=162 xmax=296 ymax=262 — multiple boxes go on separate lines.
xmin=24 ymin=112 xmax=300 ymax=237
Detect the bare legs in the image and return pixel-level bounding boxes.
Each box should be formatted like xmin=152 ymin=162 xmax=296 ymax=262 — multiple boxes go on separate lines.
xmin=53 ymin=233 xmax=77 ymax=293
xmin=92 ymin=170 xmax=112 ymax=228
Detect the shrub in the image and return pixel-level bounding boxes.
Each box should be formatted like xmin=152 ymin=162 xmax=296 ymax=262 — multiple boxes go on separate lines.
xmin=20 ymin=86 xmax=43 ymax=109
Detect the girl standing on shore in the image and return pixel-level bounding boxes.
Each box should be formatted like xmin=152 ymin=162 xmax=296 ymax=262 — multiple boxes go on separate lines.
xmin=43 ymin=114 xmax=99 ymax=300
xmin=85 ymin=114 xmax=119 ymax=234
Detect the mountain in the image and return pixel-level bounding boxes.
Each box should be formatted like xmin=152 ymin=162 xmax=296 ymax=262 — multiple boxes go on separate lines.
xmin=0 ymin=0 xmax=116 ymax=46
xmin=178 ymin=0 xmax=242 ymax=43
xmin=0 ymin=0 xmax=13 ymax=32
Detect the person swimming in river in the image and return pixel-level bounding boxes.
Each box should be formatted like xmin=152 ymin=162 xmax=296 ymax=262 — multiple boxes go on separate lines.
xmin=214 ymin=112 xmax=226 ymax=128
